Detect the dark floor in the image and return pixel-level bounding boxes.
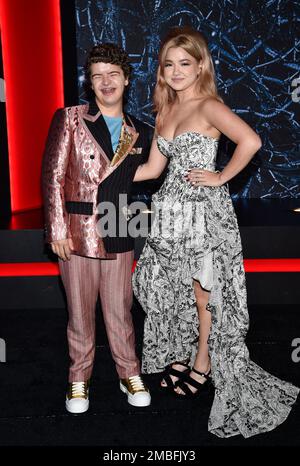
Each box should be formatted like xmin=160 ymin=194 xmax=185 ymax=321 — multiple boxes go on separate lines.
xmin=0 ymin=300 xmax=299 ymax=451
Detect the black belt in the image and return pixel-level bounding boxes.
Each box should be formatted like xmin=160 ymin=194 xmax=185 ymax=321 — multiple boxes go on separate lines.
xmin=65 ymin=201 xmax=93 ymax=215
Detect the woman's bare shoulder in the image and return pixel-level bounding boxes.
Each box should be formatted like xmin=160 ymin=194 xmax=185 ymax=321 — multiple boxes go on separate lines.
xmin=198 ymin=96 xmax=226 ymax=111
xmin=198 ymin=97 xmax=235 ymax=123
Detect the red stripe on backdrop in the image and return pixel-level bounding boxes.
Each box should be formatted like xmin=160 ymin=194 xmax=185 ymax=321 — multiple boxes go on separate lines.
xmin=0 ymin=0 xmax=64 ymax=212
xmin=0 ymin=259 xmax=300 ymax=277
xmin=0 ymin=262 xmax=59 ymax=277
xmin=243 ymin=258 xmax=300 ymax=272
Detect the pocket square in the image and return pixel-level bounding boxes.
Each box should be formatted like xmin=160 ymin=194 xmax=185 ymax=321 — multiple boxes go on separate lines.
xmin=129 ymin=147 xmax=142 ymax=155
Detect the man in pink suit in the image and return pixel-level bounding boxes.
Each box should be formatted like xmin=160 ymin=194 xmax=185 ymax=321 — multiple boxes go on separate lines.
xmin=42 ymin=43 xmax=152 ymax=413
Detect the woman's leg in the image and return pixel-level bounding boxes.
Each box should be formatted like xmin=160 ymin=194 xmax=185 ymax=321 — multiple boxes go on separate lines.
xmin=175 ymin=279 xmax=211 ymax=394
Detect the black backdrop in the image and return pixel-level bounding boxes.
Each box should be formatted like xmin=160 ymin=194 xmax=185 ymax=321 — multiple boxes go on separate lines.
xmin=73 ymin=0 xmax=300 ymax=199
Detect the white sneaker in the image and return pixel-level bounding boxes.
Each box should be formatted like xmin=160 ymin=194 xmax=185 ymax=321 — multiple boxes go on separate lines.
xmin=66 ymin=381 xmax=89 ymax=414
xmin=120 ymin=375 xmax=151 ymax=407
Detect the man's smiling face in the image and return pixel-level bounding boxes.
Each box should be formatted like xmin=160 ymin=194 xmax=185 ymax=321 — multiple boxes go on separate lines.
xmin=90 ymin=62 xmax=129 ymax=110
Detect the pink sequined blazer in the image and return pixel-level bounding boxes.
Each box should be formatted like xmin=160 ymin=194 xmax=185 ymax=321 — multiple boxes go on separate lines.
xmin=42 ymin=102 xmax=153 ymax=259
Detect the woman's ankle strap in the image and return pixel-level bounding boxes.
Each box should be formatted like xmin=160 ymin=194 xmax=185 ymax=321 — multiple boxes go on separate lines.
xmin=192 ymin=366 xmax=211 ymax=377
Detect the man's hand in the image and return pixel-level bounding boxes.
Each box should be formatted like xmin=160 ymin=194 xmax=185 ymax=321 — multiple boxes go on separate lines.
xmin=50 ymin=238 xmax=74 ymax=261
xmin=184 ymin=169 xmax=223 ymax=187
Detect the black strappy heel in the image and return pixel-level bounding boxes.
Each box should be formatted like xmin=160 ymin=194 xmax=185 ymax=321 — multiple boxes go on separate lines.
xmin=174 ymin=366 xmax=212 ymax=398
xmin=160 ymin=360 xmax=190 ymax=392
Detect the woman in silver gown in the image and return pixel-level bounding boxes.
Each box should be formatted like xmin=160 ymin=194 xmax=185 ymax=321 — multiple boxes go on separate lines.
xmin=132 ymin=26 xmax=299 ymax=438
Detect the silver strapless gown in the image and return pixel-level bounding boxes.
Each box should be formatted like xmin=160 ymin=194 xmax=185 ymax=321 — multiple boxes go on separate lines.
xmin=132 ymin=132 xmax=299 ymax=438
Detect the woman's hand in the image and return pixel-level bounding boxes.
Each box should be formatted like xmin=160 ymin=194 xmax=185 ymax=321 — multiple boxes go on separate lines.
xmin=184 ymin=169 xmax=223 ymax=187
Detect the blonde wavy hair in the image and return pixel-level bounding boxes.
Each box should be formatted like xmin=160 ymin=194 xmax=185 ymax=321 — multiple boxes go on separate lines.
xmin=154 ymin=26 xmax=223 ymax=131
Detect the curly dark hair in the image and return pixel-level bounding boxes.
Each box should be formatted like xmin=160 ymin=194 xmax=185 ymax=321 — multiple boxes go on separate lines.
xmin=84 ymin=43 xmax=132 ymax=86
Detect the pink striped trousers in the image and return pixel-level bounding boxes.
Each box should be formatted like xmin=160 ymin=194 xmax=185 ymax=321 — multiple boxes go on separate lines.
xmin=59 ymin=250 xmax=140 ymax=382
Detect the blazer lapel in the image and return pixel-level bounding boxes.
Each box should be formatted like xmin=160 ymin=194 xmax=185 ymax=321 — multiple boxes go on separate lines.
xmin=93 ymin=113 xmax=114 ymax=160
xmin=79 ymin=103 xmax=139 ymax=184
xmin=99 ymin=117 xmax=139 ymax=182
xmin=110 ymin=121 xmax=138 ymax=167
xmin=81 ymin=100 xmax=114 ymax=159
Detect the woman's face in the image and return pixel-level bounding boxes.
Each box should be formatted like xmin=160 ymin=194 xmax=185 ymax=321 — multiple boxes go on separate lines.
xmin=163 ymin=46 xmax=202 ymax=93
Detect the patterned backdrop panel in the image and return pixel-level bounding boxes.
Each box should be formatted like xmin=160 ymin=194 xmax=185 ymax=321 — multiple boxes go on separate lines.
xmin=75 ymin=0 xmax=300 ymax=198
